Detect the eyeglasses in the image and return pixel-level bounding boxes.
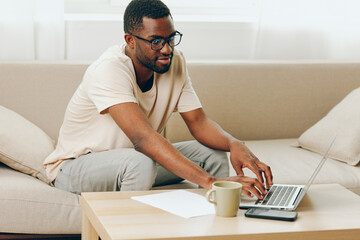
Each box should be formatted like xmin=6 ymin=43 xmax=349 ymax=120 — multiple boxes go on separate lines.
xmin=129 ymin=31 xmax=183 ymax=51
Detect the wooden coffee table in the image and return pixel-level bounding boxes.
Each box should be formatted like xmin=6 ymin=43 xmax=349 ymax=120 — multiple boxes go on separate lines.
xmin=81 ymin=184 xmax=360 ymax=240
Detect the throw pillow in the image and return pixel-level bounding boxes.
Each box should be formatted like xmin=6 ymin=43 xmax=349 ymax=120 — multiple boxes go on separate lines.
xmin=297 ymin=87 xmax=360 ymax=166
xmin=0 ymin=105 xmax=54 ymax=183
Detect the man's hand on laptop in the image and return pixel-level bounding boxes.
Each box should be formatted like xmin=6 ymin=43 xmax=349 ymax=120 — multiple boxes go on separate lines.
xmin=219 ymin=175 xmax=268 ymax=199
xmin=229 ymin=140 xmax=274 ymax=188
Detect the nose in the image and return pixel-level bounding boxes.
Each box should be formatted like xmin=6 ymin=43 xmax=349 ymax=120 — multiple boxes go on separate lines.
xmin=160 ymin=41 xmax=172 ymax=55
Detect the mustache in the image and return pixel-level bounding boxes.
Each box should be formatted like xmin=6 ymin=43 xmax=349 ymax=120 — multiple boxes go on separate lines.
xmin=155 ymin=52 xmax=173 ymax=60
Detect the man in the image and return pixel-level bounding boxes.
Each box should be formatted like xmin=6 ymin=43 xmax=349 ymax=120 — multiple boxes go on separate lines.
xmin=44 ymin=0 xmax=273 ymax=199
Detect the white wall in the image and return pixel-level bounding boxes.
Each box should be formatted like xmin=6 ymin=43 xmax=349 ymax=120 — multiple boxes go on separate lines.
xmin=65 ymin=16 xmax=259 ymax=61
xmin=64 ymin=12 xmax=360 ymax=62
xmin=2 ymin=0 xmax=360 ymax=61
xmin=65 ymin=16 xmax=123 ymax=61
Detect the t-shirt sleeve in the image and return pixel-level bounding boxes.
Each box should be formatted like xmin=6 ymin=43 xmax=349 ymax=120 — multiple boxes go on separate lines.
xmin=175 ymin=51 xmax=202 ymax=113
xmin=87 ymin=60 xmax=138 ymax=113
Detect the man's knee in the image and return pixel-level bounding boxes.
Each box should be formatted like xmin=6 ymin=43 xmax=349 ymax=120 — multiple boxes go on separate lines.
xmin=211 ymin=149 xmax=229 ymax=164
xmin=175 ymin=140 xmax=229 ymax=178
xmin=205 ymin=147 xmax=228 ymax=165
xmin=191 ymin=140 xmax=228 ymax=165
xmin=132 ymin=155 xmax=157 ymax=178
xmin=205 ymin=149 xmax=229 ymax=178
xmin=120 ymin=152 xmax=157 ymax=190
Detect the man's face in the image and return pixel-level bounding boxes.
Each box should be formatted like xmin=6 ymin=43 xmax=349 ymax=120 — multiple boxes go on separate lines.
xmin=133 ymin=16 xmax=175 ymax=74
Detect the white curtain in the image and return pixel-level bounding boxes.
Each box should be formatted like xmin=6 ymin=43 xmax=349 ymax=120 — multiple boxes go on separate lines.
xmin=1 ymin=0 xmax=359 ymax=60
xmin=0 ymin=0 xmax=64 ymax=60
xmin=254 ymin=0 xmax=360 ymax=59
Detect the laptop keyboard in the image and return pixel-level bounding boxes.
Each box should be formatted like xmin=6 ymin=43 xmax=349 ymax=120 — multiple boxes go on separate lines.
xmin=258 ymin=185 xmax=297 ymax=207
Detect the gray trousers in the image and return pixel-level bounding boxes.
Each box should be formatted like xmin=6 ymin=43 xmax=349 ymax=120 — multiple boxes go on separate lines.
xmin=54 ymin=140 xmax=229 ymax=194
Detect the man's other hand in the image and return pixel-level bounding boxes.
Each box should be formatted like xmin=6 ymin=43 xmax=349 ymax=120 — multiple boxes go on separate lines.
xmin=229 ymin=141 xmax=273 ymax=188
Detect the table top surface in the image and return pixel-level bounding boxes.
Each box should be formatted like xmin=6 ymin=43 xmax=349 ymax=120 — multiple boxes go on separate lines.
xmin=81 ymin=184 xmax=360 ymax=240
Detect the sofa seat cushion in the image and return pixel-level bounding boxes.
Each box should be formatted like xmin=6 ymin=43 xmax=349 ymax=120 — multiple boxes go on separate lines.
xmin=0 ymin=161 xmax=197 ymax=234
xmin=232 ymin=139 xmax=360 ymax=195
xmin=0 ymin=163 xmax=81 ymax=234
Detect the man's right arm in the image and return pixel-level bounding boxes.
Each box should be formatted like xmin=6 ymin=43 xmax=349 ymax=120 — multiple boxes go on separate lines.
xmin=108 ymin=102 xmax=216 ymax=187
xmin=107 ymin=102 xmax=266 ymax=198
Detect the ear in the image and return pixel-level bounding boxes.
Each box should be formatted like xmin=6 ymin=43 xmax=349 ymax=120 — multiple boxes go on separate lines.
xmin=124 ymin=33 xmax=135 ymax=49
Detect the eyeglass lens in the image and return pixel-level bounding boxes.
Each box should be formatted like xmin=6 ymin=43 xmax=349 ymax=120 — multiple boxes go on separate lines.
xmin=152 ymin=33 xmax=181 ymax=50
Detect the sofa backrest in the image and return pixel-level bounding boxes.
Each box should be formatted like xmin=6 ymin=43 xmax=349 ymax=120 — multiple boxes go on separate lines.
xmin=166 ymin=61 xmax=360 ymax=141
xmin=0 ymin=62 xmax=88 ymax=140
xmin=1 ymin=61 xmax=360 ymax=142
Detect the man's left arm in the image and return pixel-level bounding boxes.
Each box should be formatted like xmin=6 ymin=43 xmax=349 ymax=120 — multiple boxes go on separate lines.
xmin=180 ymin=108 xmax=273 ymax=188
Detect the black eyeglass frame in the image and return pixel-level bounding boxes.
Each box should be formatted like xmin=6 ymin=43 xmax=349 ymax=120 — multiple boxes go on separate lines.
xmin=129 ymin=31 xmax=183 ymax=50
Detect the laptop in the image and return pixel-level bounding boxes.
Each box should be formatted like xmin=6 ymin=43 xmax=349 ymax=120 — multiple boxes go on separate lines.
xmin=240 ymin=136 xmax=337 ymax=210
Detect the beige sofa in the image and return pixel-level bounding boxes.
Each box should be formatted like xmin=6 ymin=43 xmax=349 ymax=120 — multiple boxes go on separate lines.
xmin=0 ymin=61 xmax=359 ymax=236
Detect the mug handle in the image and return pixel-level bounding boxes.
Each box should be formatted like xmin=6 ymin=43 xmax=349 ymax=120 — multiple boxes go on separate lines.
xmin=206 ymin=189 xmax=216 ymax=204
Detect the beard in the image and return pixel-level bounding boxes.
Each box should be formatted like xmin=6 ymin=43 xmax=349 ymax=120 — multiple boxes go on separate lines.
xmin=135 ymin=47 xmax=173 ymax=74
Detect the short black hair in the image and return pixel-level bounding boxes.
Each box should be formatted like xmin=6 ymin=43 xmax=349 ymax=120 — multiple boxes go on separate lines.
xmin=124 ymin=0 xmax=172 ymax=34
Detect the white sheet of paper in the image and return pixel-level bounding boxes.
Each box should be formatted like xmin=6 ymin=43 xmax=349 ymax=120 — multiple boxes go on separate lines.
xmin=131 ymin=190 xmax=215 ymax=218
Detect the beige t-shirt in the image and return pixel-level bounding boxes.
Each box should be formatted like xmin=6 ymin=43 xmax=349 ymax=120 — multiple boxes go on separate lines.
xmin=44 ymin=45 xmax=202 ymax=181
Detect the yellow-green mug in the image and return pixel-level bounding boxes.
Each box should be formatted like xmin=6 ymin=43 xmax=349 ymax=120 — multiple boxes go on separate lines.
xmin=206 ymin=181 xmax=242 ymax=217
